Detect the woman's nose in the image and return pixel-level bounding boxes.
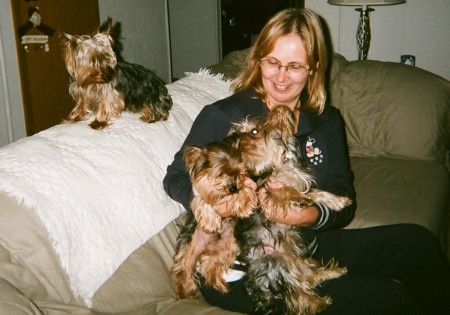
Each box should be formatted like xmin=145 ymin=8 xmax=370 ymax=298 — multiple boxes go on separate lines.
xmin=276 ymin=67 xmax=288 ymax=82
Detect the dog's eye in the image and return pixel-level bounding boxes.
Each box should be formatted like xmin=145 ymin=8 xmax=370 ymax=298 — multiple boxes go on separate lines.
xmin=228 ymin=184 xmax=238 ymax=194
xmin=251 ymin=128 xmax=258 ymax=135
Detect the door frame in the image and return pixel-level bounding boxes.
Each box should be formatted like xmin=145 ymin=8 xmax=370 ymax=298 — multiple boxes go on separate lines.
xmin=0 ymin=1 xmax=26 ymax=147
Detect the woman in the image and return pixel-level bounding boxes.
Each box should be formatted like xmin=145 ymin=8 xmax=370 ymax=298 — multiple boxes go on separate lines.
xmin=163 ymin=8 xmax=450 ymax=314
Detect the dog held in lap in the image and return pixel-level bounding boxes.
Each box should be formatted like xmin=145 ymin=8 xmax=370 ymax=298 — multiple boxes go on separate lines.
xmin=171 ymin=105 xmax=350 ymax=314
xmin=61 ymin=17 xmax=172 ymax=130
xmin=171 ymin=141 xmax=258 ymax=298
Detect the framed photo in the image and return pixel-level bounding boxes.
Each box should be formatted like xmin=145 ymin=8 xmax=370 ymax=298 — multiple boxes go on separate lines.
xmin=401 ymin=55 xmax=416 ymax=66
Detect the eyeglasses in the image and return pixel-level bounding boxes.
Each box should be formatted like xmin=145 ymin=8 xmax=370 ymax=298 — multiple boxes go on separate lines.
xmin=260 ymin=58 xmax=311 ymax=76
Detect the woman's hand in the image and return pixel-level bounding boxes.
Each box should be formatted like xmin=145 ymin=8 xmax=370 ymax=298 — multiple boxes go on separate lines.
xmin=215 ymin=177 xmax=257 ymax=218
xmin=258 ymin=181 xmax=319 ymax=227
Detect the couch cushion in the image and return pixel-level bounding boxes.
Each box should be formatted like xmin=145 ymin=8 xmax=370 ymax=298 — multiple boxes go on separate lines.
xmin=92 ymin=216 xmax=242 ymax=315
xmin=329 ymin=57 xmax=450 ymax=162
xmin=347 ymin=156 xmax=450 ymax=248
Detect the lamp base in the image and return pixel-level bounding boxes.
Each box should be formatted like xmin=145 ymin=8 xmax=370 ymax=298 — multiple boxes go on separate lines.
xmin=355 ymin=6 xmax=374 ymax=60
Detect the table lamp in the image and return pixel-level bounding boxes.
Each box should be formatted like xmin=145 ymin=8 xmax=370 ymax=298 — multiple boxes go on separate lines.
xmin=328 ymin=0 xmax=406 ymax=60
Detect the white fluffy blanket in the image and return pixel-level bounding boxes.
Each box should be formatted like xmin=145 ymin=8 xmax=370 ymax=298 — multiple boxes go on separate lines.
xmin=0 ymin=70 xmax=231 ymax=306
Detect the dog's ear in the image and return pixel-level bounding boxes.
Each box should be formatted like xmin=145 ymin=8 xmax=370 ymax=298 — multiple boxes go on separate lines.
xmin=96 ymin=17 xmax=121 ymax=50
xmin=266 ymin=105 xmax=295 ymax=140
xmin=60 ymin=33 xmax=79 ymax=50
xmin=60 ymin=34 xmax=78 ymax=74
xmin=60 ymin=33 xmax=73 ymax=57
xmin=223 ymin=130 xmax=240 ymax=148
xmin=60 ymin=33 xmax=72 ymax=44
xmin=98 ymin=17 xmax=114 ymax=35
xmin=183 ymin=146 xmax=207 ymax=178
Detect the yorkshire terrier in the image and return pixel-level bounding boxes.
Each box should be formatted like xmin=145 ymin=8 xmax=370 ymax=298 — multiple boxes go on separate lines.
xmin=228 ymin=105 xmax=352 ymax=217
xmin=228 ymin=105 xmax=351 ymax=315
xmin=61 ymin=17 xmax=172 ymax=130
xmin=183 ymin=141 xmax=258 ymax=233
xmin=170 ymin=141 xmax=258 ymax=299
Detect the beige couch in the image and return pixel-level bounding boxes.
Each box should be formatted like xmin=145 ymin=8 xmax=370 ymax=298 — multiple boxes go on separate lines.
xmin=0 ymin=53 xmax=449 ymax=314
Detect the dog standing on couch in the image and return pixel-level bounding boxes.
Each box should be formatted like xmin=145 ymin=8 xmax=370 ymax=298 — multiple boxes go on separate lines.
xmin=172 ymin=105 xmax=350 ymax=314
xmin=62 ymin=17 xmax=172 ymax=130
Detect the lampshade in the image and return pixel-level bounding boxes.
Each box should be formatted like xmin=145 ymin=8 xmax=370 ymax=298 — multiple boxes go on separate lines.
xmin=328 ymin=0 xmax=405 ymax=5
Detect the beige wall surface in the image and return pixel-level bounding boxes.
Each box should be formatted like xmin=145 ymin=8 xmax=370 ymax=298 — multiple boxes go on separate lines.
xmin=98 ymin=0 xmax=172 ymax=84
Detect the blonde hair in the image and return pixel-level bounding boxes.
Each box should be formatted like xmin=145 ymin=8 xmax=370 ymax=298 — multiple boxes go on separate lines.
xmin=231 ymin=8 xmax=328 ymax=114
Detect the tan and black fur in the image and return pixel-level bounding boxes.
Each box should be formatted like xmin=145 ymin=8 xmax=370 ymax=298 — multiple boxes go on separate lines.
xmin=61 ymin=17 xmax=172 ymax=129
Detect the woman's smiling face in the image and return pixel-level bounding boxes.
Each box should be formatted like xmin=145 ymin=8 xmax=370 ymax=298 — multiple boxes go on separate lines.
xmin=260 ymin=32 xmax=310 ymax=111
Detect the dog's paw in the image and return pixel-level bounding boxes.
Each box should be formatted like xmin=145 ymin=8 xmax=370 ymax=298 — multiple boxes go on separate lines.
xmin=139 ymin=103 xmax=171 ymax=123
xmin=198 ymin=212 xmax=222 ymax=233
xmin=171 ymin=264 xmax=199 ymax=299
xmin=313 ymin=260 xmax=347 ymax=285
xmin=174 ymin=278 xmax=198 ymax=299
xmin=232 ymin=189 xmax=258 ymax=218
xmin=233 ymin=206 xmax=254 ymax=218
xmin=305 ymin=189 xmax=352 ymax=212
xmin=191 ymin=199 xmax=222 ymax=233
xmin=321 ymin=266 xmax=347 ymax=280
xmin=89 ymin=119 xmax=109 ymax=130
xmin=324 ymin=196 xmax=352 ymax=211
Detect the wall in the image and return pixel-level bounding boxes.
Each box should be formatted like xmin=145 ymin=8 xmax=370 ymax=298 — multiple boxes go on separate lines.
xmin=168 ymin=0 xmax=221 ymax=80
xmin=98 ymin=0 xmax=172 ymax=84
xmin=305 ymin=0 xmax=450 ymax=80
xmin=98 ymin=0 xmax=221 ymax=81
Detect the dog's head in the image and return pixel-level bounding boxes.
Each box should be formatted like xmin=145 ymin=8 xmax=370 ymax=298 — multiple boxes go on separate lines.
xmin=61 ymin=17 xmax=117 ymax=88
xmin=228 ymin=105 xmax=297 ymax=176
xmin=184 ymin=142 xmax=258 ymax=216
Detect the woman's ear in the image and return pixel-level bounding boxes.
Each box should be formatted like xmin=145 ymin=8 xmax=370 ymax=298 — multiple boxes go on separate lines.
xmin=316 ymin=61 xmax=320 ymax=68
xmin=310 ymin=61 xmax=320 ymax=75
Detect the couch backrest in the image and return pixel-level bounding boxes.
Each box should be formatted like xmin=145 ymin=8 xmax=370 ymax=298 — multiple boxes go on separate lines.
xmin=328 ymin=54 xmax=450 ymax=163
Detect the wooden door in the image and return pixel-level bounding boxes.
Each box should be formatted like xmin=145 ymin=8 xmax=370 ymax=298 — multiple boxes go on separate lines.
xmin=10 ymin=0 xmax=100 ymax=136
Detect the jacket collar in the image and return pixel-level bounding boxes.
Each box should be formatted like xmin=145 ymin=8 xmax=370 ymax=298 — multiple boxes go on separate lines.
xmin=297 ymin=110 xmax=317 ymax=136
xmin=298 ymin=89 xmax=328 ymax=137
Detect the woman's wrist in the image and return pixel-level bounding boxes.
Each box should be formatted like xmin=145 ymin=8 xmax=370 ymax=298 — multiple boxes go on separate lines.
xmin=297 ymin=205 xmax=320 ymax=227
xmin=263 ymin=204 xmax=319 ymax=227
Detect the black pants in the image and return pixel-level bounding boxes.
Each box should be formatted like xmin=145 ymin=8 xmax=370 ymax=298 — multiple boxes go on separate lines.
xmin=199 ymin=224 xmax=450 ymax=314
